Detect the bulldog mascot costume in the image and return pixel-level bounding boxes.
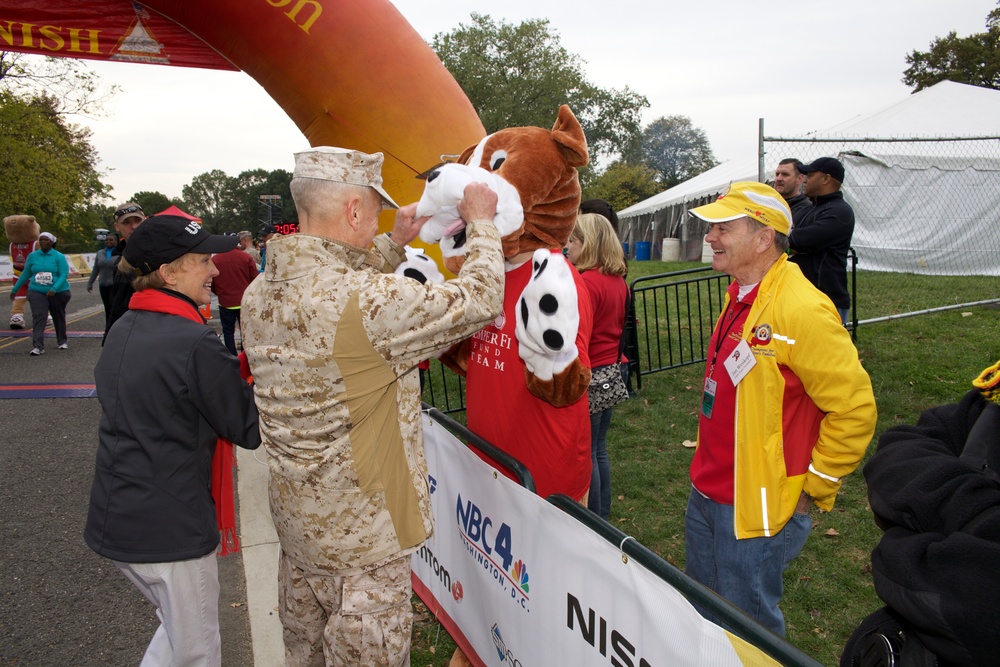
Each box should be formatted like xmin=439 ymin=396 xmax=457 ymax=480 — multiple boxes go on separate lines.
xmin=418 ymin=103 xmax=592 ymax=667
xmin=4 ymin=215 xmax=41 ymax=330
xmin=420 ymin=104 xmax=593 ymax=499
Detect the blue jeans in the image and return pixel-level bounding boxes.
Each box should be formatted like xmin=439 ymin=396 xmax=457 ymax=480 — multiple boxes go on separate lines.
xmin=684 ymin=488 xmax=811 ymax=636
xmin=218 ymin=306 xmax=241 ymax=355
xmin=588 ymin=407 xmax=613 ymax=519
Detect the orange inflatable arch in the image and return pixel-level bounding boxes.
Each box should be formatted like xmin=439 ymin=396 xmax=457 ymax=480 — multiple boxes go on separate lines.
xmin=0 ymin=0 xmax=485 ymax=253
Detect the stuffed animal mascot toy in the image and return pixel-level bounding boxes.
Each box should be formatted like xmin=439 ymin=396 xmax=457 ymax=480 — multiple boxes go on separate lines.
xmin=419 ymin=103 xmax=591 ymax=667
xmin=4 ymin=215 xmax=40 ymax=330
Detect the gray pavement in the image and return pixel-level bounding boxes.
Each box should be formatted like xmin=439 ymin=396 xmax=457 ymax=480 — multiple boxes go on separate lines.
xmin=0 ymin=279 xmax=281 ymax=665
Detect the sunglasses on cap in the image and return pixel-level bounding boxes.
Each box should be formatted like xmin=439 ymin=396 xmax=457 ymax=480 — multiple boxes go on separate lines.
xmin=115 ymin=205 xmax=143 ymax=219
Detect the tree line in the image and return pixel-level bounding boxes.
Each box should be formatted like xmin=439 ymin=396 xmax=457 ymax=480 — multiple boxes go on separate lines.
xmin=4 ymin=5 xmax=996 ymax=251
xmin=0 ymin=53 xmax=297 ymax=252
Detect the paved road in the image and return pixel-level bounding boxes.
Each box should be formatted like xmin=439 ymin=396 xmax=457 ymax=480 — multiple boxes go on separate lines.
xmin=0 ymin=279 xmax=254 ymax=666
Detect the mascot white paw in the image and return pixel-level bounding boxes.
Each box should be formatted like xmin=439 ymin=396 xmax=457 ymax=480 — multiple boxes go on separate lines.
xmin=514 ymin=249 xmax=580 ymax=381
xmin=416 ymin=163 xmax=523 ymax=257
xmin=394 ymin=246 xmax=445 ymax=285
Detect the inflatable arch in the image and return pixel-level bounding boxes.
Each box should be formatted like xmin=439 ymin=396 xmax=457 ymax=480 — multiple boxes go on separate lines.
xmin=0 ymin=0 xmax=486 ymax=257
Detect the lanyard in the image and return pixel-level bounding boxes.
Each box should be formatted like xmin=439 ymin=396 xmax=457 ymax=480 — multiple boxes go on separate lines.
xmin=709 ymin=301 xmax=745 ymax=377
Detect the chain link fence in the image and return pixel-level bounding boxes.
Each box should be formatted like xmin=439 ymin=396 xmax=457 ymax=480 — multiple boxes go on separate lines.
xmin=762 ymin=135 xmax=1000 ymax=321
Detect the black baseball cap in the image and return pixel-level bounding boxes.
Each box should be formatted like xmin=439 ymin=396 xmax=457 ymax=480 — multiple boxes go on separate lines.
xmin=798 ymin=157 xmax=845 ymax=183
xmin=259 ymin=224 xmax=277 ymax=236
xmin=124 ymin=215 xmax=238 ymax=276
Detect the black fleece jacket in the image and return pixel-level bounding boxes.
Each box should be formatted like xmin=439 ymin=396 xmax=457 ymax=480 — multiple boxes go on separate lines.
xmin=863 ymin=390 xmax=1000 ymax=665
xmin=86 ymin=290 xmax=261 ymax=563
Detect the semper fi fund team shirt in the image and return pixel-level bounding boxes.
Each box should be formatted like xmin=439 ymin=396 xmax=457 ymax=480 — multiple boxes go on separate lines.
xmin=464 ymin=254 xmax=593 ymax=500
xmin=690 ymin=282 xmax=759 ymax=505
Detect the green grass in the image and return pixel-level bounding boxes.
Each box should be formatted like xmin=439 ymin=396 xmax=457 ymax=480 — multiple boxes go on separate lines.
xmin=411 ymin=261 xmax=1000 ymax=666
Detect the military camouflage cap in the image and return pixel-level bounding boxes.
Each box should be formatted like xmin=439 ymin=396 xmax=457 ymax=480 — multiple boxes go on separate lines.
xmin=293 ymin=146 xmax=399 ymax=210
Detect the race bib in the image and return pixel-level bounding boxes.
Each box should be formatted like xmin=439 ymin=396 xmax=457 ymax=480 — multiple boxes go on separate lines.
xmin=34 ymin=271 xmax=53 ymax=286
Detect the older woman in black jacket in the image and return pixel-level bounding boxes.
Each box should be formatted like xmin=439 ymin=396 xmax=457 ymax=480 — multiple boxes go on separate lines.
xmin=85 ymin=215 xmax=261 ymax=667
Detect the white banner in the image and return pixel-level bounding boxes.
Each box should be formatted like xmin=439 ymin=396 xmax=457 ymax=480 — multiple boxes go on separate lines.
xmin=412 ymin=414 xmax=781 ymax=667
xmin=0 ymin=253 xmax=90 ymax=279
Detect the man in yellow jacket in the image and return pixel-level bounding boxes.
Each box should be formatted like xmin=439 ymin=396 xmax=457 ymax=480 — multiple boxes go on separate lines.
xmin=685 ymin=181 xmax=876 ymax=637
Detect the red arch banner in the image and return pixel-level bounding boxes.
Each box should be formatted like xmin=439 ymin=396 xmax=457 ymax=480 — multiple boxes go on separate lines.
xmin=1 ymin=0 xmax=485 ymax=232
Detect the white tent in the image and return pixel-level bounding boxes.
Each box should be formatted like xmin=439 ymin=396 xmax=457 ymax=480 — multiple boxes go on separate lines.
xmin=619 ymin=81 xmax=1000 ymax=276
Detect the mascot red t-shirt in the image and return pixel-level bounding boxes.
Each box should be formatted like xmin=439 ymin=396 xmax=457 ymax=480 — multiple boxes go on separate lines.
xmin=464 ymin=253 xmax=593 ymax=499
xmin=422 ymin=105 xmax=594 ymax=501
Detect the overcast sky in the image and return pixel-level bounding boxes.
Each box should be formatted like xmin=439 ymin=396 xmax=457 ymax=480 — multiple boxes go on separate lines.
xmin=52 ymin=0 xmax=996 ymax=202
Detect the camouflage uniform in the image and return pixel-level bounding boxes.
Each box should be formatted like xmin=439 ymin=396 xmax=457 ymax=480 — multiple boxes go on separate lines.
xmin=242 ymin=221 xmax=503 ymax=666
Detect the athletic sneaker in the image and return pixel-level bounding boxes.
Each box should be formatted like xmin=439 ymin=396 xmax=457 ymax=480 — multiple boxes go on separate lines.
xmin=58 ymin=343 xmax=69 ymax=350
xmin=30 ymin=347 xmax=44 ymax=355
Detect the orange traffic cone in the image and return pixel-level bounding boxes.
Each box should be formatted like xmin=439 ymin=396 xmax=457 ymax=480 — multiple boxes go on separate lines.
xmin=200 ymin=303 xmax=212 ymax=319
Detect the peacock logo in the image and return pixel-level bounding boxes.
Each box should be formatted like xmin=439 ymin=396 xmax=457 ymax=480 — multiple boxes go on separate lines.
xmin=511 ymin=559 xmax=529 ymax=594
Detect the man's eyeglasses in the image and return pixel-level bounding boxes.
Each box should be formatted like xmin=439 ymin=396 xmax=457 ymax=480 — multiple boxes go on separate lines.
xmin=115 ymin=205 xmax=143 ymax=219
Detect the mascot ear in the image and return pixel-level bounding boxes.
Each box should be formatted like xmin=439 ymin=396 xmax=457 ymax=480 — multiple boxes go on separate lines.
xmin=551 ymin=105 xmax=589 ymax=169
xmin=458 ymin=143 xmax=477 ymax=166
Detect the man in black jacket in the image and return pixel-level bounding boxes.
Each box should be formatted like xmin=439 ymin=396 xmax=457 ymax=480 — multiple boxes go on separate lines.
xmin=788 ymin=157 xmax=854 ymax=325
xmin=103 ymin=202 xmax=146 ymax=341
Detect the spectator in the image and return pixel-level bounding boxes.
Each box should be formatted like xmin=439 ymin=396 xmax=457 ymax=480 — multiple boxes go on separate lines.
xmin=210 ymin=243 xmax=259 ymax=355
xmin=788 ymin=157 xmax=855 ymax=325
xmin=565 ymin=212 xmax=629 ymax=520
xmin=84 ymin=215 xmax=261 ymax=666
xmin=9 ymin=232 xmax=71 ymax=355
xmin=237 ymin=230 xmax=261 ymax=266
xmin=87 ymin=232 xmax=120 ymax=329
xmin=772 ymin=158 xmax=813 ymax=226
xmin=580 ymin=198 xmax=621 ymax=236
xmin=257 ymin=223 xmax=276 ymax=273
xmin=241 ymin=146 xmax=504 ymax=666
xmin=104 ymin=202 xmax=147 ymax=339
xmin=581 ymin=198 xmax=634 ymax=394
xmin=684 ymin=181 xmax=876 ymax=636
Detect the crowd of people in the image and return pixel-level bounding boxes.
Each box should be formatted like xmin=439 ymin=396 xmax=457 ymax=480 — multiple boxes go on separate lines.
xmin=6 ymin=146 xmax=981 ymax=666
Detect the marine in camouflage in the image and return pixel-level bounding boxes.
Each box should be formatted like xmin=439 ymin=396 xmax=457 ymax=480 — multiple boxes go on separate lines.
xmin=242 ymin=216 xmax=503 ymax=662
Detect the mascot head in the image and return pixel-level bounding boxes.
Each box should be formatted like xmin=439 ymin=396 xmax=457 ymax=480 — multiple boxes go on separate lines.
xmin=417 ymin=106 xmax=589 ymax=274
xmin=459 ymin=104 xmax=588 ymax=259
xmin=3 ymin=215 xmax=40 ymax=244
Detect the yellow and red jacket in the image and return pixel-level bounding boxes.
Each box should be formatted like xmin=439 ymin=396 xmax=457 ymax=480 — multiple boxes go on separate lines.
xmin=698 ymin=255 xmax=877 ymax=539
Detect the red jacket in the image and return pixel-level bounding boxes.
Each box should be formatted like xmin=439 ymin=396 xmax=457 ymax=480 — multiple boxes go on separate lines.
xmin=211 ymin=248 xmax=259 ymax=308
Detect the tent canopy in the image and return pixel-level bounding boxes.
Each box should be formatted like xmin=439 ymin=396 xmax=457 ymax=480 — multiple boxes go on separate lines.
xmin=155 ymin=205 xmax=201 ymax=221
xmin=622 ymin=81 xmax=1000 ymax=223
xmin=617 ymin=81 xmax=1000 ymax=275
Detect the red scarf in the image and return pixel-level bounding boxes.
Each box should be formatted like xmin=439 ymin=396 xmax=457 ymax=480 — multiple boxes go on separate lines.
xmin=129 ymin=289 xmax=240 ymax=556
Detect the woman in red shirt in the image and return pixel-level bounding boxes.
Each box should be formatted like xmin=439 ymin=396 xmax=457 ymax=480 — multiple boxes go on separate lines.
xmin=565 ymin=213 xmax=629 ymax=519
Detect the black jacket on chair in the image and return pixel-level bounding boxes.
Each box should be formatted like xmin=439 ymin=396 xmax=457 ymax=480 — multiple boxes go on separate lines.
xmin=861 ymin=390 xmax=1000 ymax=665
